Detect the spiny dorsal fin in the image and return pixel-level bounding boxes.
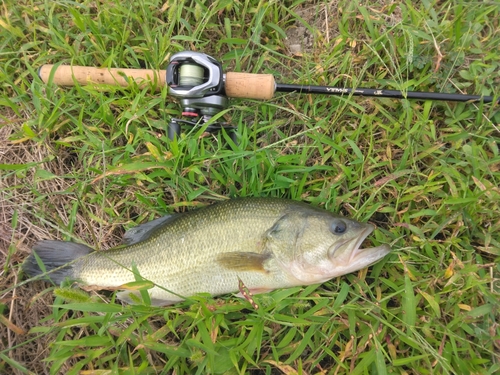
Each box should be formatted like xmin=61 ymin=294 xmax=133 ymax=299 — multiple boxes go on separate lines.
xmin=122 ymin=214 xmax=177 ymax=246
xmin=217 ymin=252 xmax=272 ymax=272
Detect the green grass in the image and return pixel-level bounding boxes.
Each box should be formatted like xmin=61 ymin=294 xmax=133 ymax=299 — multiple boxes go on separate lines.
xmin=1 ymin=0 xmax=500 ymax=374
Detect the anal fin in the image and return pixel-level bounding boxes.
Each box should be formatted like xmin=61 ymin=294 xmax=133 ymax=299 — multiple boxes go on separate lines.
xmin=116 ymin=290 xmax=179 ymax=306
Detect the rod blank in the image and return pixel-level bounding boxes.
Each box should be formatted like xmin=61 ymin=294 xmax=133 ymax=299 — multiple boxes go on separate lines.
xmin=276 ymin=84 xmax=499 ymax=103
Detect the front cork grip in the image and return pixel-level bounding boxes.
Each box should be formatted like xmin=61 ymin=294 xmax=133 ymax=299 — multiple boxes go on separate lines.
xmin=224 ymin=72 xmax=276 ymax=100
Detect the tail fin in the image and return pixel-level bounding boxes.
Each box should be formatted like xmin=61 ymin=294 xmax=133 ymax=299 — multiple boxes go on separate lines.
xmin=23 ymin=240 xmax=93 ymax=284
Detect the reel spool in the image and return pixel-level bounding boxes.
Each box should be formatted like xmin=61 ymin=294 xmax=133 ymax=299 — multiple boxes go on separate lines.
xmin=166 ymin=51 xmax=231 ymax=140
xmin=178 ymin=63 xmax=205 ymax=86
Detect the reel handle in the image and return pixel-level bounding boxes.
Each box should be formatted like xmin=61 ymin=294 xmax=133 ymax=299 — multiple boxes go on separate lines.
xmin=38 ymin=65 xmax=276 ymax=100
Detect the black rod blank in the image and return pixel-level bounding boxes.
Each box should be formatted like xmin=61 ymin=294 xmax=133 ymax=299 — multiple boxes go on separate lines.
xmin=275 ymin=83 xmax=499 ymax=103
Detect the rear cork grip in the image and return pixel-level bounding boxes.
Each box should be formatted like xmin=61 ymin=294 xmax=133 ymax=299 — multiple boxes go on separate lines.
xmin=38 ymin=65 xmax=165 ymax=89
xmin=224 ymin=72 xmax=276 ymax=100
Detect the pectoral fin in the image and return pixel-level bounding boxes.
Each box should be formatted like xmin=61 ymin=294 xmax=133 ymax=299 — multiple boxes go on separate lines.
xmin=217 ymin=252 xmax=272 ymax=272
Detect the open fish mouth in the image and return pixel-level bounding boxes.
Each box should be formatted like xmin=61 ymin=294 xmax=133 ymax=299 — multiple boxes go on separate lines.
xmin=349 ymin=225 xmax=391 ymax=264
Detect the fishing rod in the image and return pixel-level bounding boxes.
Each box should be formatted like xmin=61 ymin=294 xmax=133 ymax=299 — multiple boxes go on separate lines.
xmin=39 ymin=51 xmax=499 ymax=140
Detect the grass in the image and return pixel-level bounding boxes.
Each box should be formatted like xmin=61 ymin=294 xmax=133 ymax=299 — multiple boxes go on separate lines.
xmin=1 ymin=0 xmax=499 ymax=373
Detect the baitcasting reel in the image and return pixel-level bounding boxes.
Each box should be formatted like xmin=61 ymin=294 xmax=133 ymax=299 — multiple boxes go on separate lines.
xmin=165 ymin=51 xmax=236 ymax=141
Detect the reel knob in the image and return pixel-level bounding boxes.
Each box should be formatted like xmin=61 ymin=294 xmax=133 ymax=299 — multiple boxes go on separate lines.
xmin=167 ymin=120 xmax=181 ymax=140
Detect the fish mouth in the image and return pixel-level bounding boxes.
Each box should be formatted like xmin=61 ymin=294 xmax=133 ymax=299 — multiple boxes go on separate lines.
xmin=328 ymin=224 xmax=390 ymax=265
xmin=348 ymin=225 xmax=391 ymax=264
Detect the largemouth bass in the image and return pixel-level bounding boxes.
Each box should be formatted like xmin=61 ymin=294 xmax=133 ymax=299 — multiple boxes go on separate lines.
xmin=23 ymin=198 xmax=390 ymax=306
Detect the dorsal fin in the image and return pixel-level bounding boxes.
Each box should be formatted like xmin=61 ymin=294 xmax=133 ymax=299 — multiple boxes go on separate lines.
xmin=122 ymin=214 xmax=177 ymax=246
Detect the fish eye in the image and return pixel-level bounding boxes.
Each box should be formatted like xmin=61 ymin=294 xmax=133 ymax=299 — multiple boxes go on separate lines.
xmin=330 ymin=219 xmax=347 ymax=235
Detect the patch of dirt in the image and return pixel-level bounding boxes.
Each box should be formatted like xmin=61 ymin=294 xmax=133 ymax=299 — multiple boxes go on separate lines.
xmin=0 ymin=113 xmax=57 ymax=374
xmin=284 ymin=1 xmax=402 ymax=56
xmin=284 ymin=2 xmax=340 ymax=55
xmin=0 ymin=114 xmax=120 ymax=374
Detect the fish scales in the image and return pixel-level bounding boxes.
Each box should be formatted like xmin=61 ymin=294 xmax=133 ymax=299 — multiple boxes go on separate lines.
xmin=78 ymin=199 xmax=293 ymax=302
xmin=23 ymin=198 xmax=391 ymax=305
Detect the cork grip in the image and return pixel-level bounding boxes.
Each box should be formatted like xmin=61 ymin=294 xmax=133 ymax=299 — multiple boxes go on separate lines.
xmin=38 ymin=65 xmax=277 ymax=100
xmin=38 ymin=65 xmax=166 ymax=89
xmin=225 ymin=72 xmax=276 ymax=100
